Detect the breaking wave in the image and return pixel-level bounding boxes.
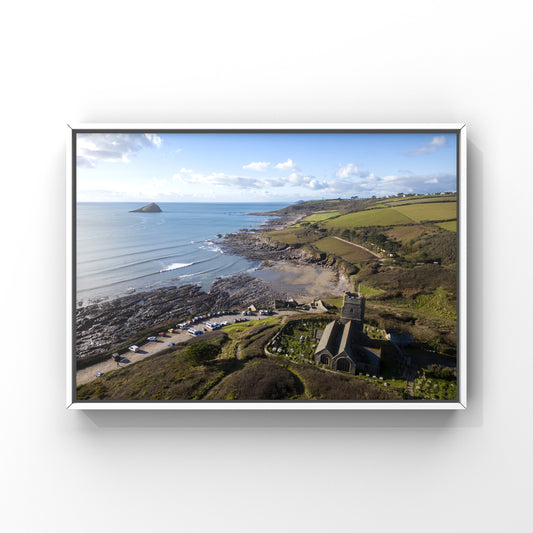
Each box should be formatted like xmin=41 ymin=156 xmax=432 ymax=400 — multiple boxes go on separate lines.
xmin=159 ymin=262 xmax=193 ymax=273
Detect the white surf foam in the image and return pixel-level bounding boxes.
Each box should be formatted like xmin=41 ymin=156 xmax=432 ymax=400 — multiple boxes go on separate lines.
xmin=159 ymin=262 xmax=193 ymax=273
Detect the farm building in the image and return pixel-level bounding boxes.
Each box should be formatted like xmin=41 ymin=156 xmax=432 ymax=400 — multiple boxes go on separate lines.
xmin=314 ymin=292 xmax=380 ymax=375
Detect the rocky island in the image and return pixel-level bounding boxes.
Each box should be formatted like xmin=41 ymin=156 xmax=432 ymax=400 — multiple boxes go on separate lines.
xmin=130 ymin=202 xmax=162 ymax=213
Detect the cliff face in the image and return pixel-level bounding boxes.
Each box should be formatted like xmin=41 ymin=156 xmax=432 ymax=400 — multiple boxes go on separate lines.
xmin=130 ymin=202 xmax=162 ymax=213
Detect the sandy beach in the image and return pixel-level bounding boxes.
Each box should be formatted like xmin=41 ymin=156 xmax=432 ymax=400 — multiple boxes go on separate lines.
xmin=252 ymin=261 xmax=351 ymax=301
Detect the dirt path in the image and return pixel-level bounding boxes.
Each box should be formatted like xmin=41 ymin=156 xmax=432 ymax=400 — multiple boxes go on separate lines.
xmin=331 ymin=236 xmax=382 ymax=259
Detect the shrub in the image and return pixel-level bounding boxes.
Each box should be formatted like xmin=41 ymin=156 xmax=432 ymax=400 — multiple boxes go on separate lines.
xmin=183 ymin=342 xmax=221 ymax=367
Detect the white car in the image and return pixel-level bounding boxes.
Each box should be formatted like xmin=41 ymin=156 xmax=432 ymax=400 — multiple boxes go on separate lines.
xmin=147 ymin=336 xmax=157 ymax=341
xmin=129 ymin=345 xmax=139 ymax=352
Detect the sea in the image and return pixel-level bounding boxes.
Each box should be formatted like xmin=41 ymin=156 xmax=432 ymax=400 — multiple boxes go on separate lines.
xmin=76 ymin=202 xmax=289 ymax=306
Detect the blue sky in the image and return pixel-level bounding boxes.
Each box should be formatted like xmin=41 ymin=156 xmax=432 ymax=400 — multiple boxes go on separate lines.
xmin=76 ymin=132 xmax=457 ymax=202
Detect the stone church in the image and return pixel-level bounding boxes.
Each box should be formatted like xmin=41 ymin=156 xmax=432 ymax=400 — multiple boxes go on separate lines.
xmin=314 ymin=292 xmax=380 ymax=375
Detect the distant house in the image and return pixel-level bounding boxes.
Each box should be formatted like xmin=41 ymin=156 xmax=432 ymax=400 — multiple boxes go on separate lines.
xmin=314 ymin=299 xmax=329 ymax=312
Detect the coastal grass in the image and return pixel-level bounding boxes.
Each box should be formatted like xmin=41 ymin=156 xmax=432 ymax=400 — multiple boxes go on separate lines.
xmin=312 ymin=236 xmax=376 ymax=263
xmin=391 ymin=201 xmax=456 ymax=223
xmin=323 ymin=297 xmax=343 ymax=309
xmin=265 ymin=228 xmax=318 ymax=245
xmin=384 ymin=224 xmax=428 ymax=244
xmin=76 ymin=332 xmax=233 ymax=401
xmin=435 ymin=220 xmax=457 ymax=232
xmin=221 ymin=315 xmax=282 ymax=335
xmin=323 ymin=207 xmax=413 ymax=229
xmin=357 ymin=283 xmax=384 ymax=298
xmin=388 ymin=287 xmax=457 ymax=321
xmin=284 ymin=362 xmax=403 ymax=400
xmin=302 ymin=211 xmax=340 ymax=222
xmin=378 ymin=194 xmax=456 ymax=207
xmin=204 ymin=358 xmax=305 ymax=400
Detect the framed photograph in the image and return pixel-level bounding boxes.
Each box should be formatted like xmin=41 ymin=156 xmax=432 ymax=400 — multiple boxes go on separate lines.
xmin=67 ymin=123 xmax=466 ymax=409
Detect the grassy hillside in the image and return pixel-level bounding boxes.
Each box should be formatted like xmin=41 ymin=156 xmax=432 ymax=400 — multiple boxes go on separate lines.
xmin=77 ymin=317 xmax=400 ymax=401
xmin=312 ymin=236 xmax=376 ymax=263
xmin=264 ymin=193 xmax=458 ymax=357
xmin=391 ymin=201 xmax=456 ymax=223
xmin=324 ymin=207 xmax=413 ymax=228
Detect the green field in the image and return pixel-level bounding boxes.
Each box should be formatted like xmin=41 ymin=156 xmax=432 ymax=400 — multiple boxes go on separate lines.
xmin=384 ymin=224 xmax=428 ymax=244
xmin=313 ymin=236 xmax=376 ymax=263
xmin=266 ymin=228 xmax=317 ymax=245
xmin=435 ymin=220 xmax=457 ymax=232
xmin=302 ymin=211 xmax=340 ymax=222
xmin=324 ymin=207 xmax=413 ymax=228
xmin=391 ymin=201 xmax=456 ymax=223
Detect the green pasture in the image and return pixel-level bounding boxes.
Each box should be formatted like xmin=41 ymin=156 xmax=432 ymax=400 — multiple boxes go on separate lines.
xmin=391 ymin=201 xmax=457 ymax=223
xmin=435 ymin=220 xmax=457 ymax=232
xmin=313 ymin=236 xmax=376 ymax=263
xmin=302 ymin=211 xmax=340 ymax=222
xmin=266 ymin=228 xmax=316 ymax=245
xmin=384 ymin=224 xmax=427 ymax=244
xmin=323 ymin=207 xmax=413 ymax=229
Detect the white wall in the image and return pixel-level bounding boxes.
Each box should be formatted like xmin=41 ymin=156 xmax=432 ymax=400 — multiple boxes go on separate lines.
xmin=2 ymin=1 xmax=531 ymax=531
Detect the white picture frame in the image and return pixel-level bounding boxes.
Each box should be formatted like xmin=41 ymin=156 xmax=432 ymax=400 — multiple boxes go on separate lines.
xmin=67 ymin=123 xmax=466 ymax=410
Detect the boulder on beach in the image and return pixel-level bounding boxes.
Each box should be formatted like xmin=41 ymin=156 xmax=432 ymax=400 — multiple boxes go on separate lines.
xmin=130 ymin=202 xmax=162 ymax=213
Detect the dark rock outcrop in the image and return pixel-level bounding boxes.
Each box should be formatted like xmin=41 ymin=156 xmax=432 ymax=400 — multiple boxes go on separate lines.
xmin=75 ymin=275 xmax=286 ymax=360
xmin=130 ymin=202 xmax=162 ymax=213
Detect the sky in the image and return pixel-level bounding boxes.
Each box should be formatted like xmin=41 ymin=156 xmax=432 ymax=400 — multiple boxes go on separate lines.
xmin=76 ymin=131 xmax=457 ymax=203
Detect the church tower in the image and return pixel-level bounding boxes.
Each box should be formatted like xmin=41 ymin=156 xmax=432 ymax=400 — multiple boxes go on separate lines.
xmin=340 ymin=291 xmax=365 ymax=330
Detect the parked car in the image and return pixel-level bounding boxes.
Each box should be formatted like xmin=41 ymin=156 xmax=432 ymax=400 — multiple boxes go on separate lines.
xmin=129 ymin=345 xmax=139 ymax=352
xmin=96 ymin=372 xmax=104 ymax=377
xmin=147 ymin=336 xmax=157 ymax=341
xmin=168 ymin=342 xmax=175 ymax=347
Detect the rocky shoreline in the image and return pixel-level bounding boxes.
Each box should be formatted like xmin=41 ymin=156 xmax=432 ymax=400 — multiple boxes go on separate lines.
xmin=75 ymin=273 xmax=290 ymax=360
xmin=220 ymin=213 xmax=315 ymax=264
xmin=75 ymin=211 xmax=345 ymax=361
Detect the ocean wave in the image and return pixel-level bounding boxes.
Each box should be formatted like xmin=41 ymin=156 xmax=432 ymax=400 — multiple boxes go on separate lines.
xmin=199 ymin=240 xmax=223 ymax=253
xmin=78 ymin=241 xmax=192 ymax=266
xmin=159 ymin=262 xmax=193 ymax=273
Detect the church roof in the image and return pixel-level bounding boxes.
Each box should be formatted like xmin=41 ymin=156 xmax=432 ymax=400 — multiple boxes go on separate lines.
xmin=316 ymin=320 xmax=341 ymax=354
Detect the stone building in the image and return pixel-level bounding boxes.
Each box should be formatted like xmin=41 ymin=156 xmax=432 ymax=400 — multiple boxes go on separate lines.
xmin=314 ymin=291 xmax=380 ymax=375
xmin=340 ymin=291 xmax=365 ymax=329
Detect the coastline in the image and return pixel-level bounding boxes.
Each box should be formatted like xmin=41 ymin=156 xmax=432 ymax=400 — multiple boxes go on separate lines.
xmin=75 ymin=210 xmax=350 ymax=365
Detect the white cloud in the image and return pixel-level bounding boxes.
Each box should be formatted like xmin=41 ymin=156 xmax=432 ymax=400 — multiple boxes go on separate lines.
xmin=425 ymin=177 xmax=439 ymax=184
xmin=179 ymin=168 xmax=193 ymax=174
xmin=407 ymin=135 xmax=448 ymax=156
xmin=336 ymin=163 xmax=374 ymax=179
xmin=274 ymin=158 xmax=298 ymax=171
xmin=243 ymin=161 xmax=270 ymax=171
xmin=77 ymin=133 xmax=162 ymax=168
xmin=336 ymin=163 xmax=359 ymax=178
xmin=431 ymin=136 xmax=447 ymax=147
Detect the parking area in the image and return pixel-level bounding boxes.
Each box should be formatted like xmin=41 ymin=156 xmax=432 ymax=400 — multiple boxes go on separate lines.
xmin=76 ymin=309 xmax=295 ymax=387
